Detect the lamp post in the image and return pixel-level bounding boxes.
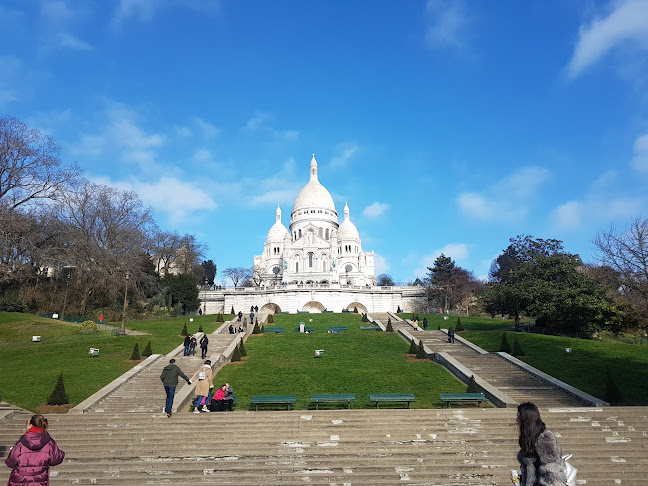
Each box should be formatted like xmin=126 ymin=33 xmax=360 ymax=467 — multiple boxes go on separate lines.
xmin=119 ymin=273 xmax=131 ymax=336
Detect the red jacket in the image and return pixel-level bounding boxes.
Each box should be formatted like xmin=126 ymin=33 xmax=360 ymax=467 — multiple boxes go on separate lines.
xmin=214 ymin=388 xmax=225 ymax=400
xmin=5 ymin=429 xmax=65 ymax=486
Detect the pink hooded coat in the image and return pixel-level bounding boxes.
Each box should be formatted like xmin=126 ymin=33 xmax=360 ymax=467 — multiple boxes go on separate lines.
xmin=5 ymin=429 xmax=65 ymax=486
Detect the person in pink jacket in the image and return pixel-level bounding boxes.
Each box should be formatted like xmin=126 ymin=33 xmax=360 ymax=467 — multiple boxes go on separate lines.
xmin=5 ymin=414 xmax=65 ymax=486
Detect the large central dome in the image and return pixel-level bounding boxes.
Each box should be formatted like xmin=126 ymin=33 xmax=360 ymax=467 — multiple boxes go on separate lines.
xmin=292 ymin=154 xmax=336 ymax=213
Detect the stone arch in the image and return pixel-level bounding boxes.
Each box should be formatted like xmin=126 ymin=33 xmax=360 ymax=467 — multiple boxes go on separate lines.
xmin=302 ymin=301 xmax=325 ymax=313
xmin=261 ymin=303 xmax=281 ymax=314
xmin=345 ymin=302 xmax=367 ymax=313
xmin=320 ymin=280 xmax=330 ymax=284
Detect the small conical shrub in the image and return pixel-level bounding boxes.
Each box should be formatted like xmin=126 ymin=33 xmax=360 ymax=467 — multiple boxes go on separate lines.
xmin=216 ymin=312 xmax=223 ymax=322
xmin=604 ymin=374 xmax=622 ymax=403
xmin=47 ymin=373 xmax=69 ymax=405
xmin=231 ymin=346 xmax=241 ymax=362
xmin=466 ymin=375 xmax=479 ymax=393
xmin=230 ymin=306 xmax=235 ymax=315
xmin=142 ymin=340 xmax=152 ymax=357
xmin=199 ymin=324 xmax=204 ymax=332
xmin=455 ymin=318 xmax=464 ymax=332
xmin=416 ymin=340 xmax=427 ymax=359
xmin=239 ymin=340 xmax=247 ymax=357
xmin=130 ymin=343 xmax=141 ymax=360
xmin=408 ymin=339 xmax=418 ymax=354
xmin=267 ymin=313 xmax=274 ymax=323
xmin=261 ymin=325 xmax=265 ymax=333
xmin=252 ymin=322 xmax=261 ymax=334
xmin=512 ymin=336 xmax=524 ymax=357
xmin=397 ymin=305 xmax=402 ymax=313
xmin=499 ymin=333 xmax=511 ymax=353
xmin=353 ymin=306 xmax=358 ymax=313
xmin=181 ymin=322 xmax=189 ymax=336
xmin=386 ymin=318 xmax=393 ymax=332
xmin=361 ymin=313 xmax=368 ymax=322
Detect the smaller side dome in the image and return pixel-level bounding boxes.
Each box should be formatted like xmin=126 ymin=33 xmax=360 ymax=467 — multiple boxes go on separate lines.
xmin=267 ymin=205 xmax=290 ymax=242
xmin=337 ymin=202 xmax=360 ymax=241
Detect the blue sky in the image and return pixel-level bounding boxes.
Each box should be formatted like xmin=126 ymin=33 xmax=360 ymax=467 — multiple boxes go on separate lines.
xmin=2 ymin=0 xmax=648 ymax=284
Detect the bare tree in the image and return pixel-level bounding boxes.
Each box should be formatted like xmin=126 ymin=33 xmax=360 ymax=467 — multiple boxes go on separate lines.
xmin=223 ymin=267 xmax=252 ymax=288
xmin=0 ymin=116 xmax=81 ymax=211
xmin=594 ymin=218 xmax=648 ymax=319
xmin=377 ymin=273 xmax=395 ymax=286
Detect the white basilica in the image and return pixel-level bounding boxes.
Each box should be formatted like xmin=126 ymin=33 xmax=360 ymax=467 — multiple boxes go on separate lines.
xmin=253 ymin=154 xmax=376 ymax=287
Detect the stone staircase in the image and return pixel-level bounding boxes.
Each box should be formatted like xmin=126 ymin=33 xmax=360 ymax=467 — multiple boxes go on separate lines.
xmin=371 ymin=313 xmax=589 ymax=408
xmin=1 ymin=406 xmax=647 ymax=484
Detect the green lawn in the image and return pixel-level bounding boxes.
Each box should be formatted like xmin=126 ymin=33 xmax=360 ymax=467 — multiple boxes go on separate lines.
xmin=0 ymin=312 xmax=218 ymax=410
xmin=462 ymin=330 xmax=648 ymax=405
xmin=398 ymin=313 xmax=514 ymax=331
xmin=214 ymin=313 xmax=466 ymax=409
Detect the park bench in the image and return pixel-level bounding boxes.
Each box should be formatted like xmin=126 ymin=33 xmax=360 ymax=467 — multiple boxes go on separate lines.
xmin=250 ymin=395 xmax=297 ymax=411
xmin=440 ymin=392 xmax=487 ymax=408
xmin=370 ymin=393 xmax=416 ymax=409
xmin=264 ymin=327 xmax=284 ymax=333
xmin=294 ymin=327 xmax=315 ymax=332
xmin=310 ymin=393 xmax=356 ymax=409
xmin=360 ymin=325 xmax=381 ymax=330
xmin=328 ymin=326 xmax=348 ymax=333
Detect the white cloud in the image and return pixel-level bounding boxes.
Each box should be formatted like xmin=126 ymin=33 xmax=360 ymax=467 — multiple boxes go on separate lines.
xmin=243 ymin=113 xmax=270 ymax=132
xmin=329 ymin=142 xmax=359 ymax=170
xmin=552 ymin=201 xmax=583 ymax=230
xmin=373 ymin=253 xmax=389 ymax=275
xmin=41 ymin=0 xmax=77 ymax=26
xmin=362 ymin=202 xmax=390 ymax=219
xmin=424 ymin=0 xmax=470 ymax=49
xmin=495 ymin=166 xmax=551 ymax=198
xmin=112 ymin=0 xmax=219 ymax=28
xmin=566 ymin=0 xmax=648 ymax=80
xmin=458 ymin=193 xmax=526 ymax=221
xmin=193 ymin=117 xmax=220 ymax=139
xmin=59 ymin=33 xmax=93 ymax=51
xmin=413 ymin=243 xmax=469 ymax=278
xmin=631 ymin=133 xmax=648 ymax=172
xmin=192 ymin=149 xmax=212 ymax=163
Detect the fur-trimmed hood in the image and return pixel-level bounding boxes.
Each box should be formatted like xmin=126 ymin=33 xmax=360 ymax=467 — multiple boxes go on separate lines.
xmin=518 ymin=430 xmax=567 ymax=486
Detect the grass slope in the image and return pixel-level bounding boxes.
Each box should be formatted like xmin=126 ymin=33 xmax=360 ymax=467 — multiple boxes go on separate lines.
xmin=0 ymin=312 xmax=218 ymax=411
xmin=215 ymin=313 xmax=466 ymax=409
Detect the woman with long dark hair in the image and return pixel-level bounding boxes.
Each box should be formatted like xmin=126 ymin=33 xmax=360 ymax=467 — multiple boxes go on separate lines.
xmin=5 ymin=414 xmax=65 ymax=485
xmin=516 ymin=402 xmax=567 ymax=485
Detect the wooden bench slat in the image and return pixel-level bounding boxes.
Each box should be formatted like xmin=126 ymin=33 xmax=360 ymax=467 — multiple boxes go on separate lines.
xmin=440 ymin=392 xmax=487 ymax=408
xmin=310 ymin=393 xmax=356 ymax=409
xmin=360 ymin=325 xmax=380 ymax=330
xmin=370 ymin=393 xmax=416 ymax=409
xmin=250 ymin=395 xmax=297 ymax=411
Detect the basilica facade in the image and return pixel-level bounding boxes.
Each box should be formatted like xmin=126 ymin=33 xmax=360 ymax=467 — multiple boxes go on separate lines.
xmin=253 ymin=154 xmax=376 ymax=287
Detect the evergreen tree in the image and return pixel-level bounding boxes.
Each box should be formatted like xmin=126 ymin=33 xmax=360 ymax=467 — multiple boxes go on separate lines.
xmin=499 ymin=333 xmax=512 ymax=353
xmin=353 ymin=306 xmax=358 ymax=313
xmin=416 ymin=340 xmax=427 ymax=359
xmin=455 ymin=317 xmax=464 ymax=332
xmin=466 ymin=375 xmax=479 ymax=393
xmin=604 ymin=374 xmax=622 ymax=404
xmin=512 ymin=336 xmax=524 ymax=357
xmin=252 ymin=322 xmax=260 ymax=334
xmin=181 ymin=322 xmax=189 ymax=336
xmin=267 ymin=313 xmax=274 ymax=323
xmin=397 ymin=305 xmax=402 ymax=313
xmin=130 ymin=343 xmax=141 ymax=360
xmin=142 ymin=341 xmax=152 ymax=357
xmin=198 ymin=324 xmax=204 ymax=333
xmin=408 ymin=339 xmax=418 ymax=354
xmin=231 ymin=346 xmax=241 ymax=362
xmin=47 ymin=373 xmax=69 ymax=405
xmin=239 ymin=340 xmax=247 ymax=357
xmin=231 ymin=306 xmax=235 ymax=315
xmin=386 ymin=318 xmax=393 ymax=332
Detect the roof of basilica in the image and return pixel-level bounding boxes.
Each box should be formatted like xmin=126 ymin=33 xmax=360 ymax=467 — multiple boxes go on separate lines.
xmin=292 ymin=154 xmax=337 ymax=214
xmin=337 ymin=202 xmax=360 ymax=241
xmin=267 ymin=205 xmax=290 ymax=242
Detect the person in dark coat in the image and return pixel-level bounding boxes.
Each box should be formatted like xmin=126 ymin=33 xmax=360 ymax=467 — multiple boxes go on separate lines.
xmin=160 ymin=358 xmax=191 ymax=417
xmin=448 ymin=327 xmax=455 ymax=343
xmin=422 ymin=317 xmax=428 ymax=330
xmin=200 ymin=334 xmax=209 ymax=359
xmin=183 ymin=334 xmax=191 ymax=356
xmin=517 ymin=402 xmax=568 ymax=485
xmin=5 ymin=414 xmax=65 ymax=486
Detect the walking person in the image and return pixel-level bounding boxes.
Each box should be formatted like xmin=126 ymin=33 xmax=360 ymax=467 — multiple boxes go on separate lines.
xmin=183 ymin=334 xmax=191 ymax=356
xmin=422 ymin=317 xmax=428 ymax=330
xmin=448 ymin=326 xmax=455 ymax=343
xmin=191 ymin=360 xmax=213 ymax=413
xmin=237 ymin=311 xmax=242 ymax=322
xmin=5 ymin=414 xmax=65 ymax=486
xmin=160 ymin=358 xmax=191 ymax=418
xmin=189 ymin=335 xmax=197 ymax=355
xmin=200 ymin=333 xmax=209 ymax=359
xmin=516 ymin=402 xmax=568 ymax=485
